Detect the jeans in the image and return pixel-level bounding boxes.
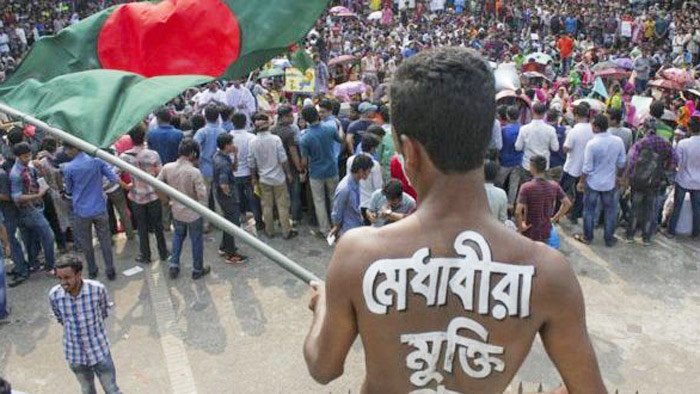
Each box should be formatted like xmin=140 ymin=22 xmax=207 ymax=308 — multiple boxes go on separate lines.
xmin=0 ymin=251 xmax=7 ymax=319
xmin=216 ymin=191 xmax=240 ymax=255
xmin=170 ymin=218 xmax=203 ymax=274
xmin=259 ymin=183 xmax=292 ymax=237
xmin=19 ymin=209 xmax=55 ymax=270
xmin=309 ymin=176 xmax=339 ymax=234
xmin=72 ymin=213 xmax=115 ymax=275
xmin=132 ymin=200 xmax=168 ymax=261
xmin=583 ymin=187 xmax=617 ymax=244
xmin=287 ymin=170 xmax=303 ymax=222
xmin=562 ymin=57 xmax=572 ymax=75
xmin=636 ymin=78 xmax=648 ymax=94
xmin=69 ymin=353 xmax=121 ymax=394
xmin=560 ymin=172 xmax=583 ymax=221
xmin=626 ymin=189 xmax=657 ymax=241
xmin=234 ymin=176 xmax=262 ymax=225
xmin=3 ymin=210 xmax=27 ymax=277
xmin=668 ymin=183 xmax=700 ymax=236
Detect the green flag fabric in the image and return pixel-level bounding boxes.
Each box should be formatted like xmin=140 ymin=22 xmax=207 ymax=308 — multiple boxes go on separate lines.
xmin=0 ymin=0 xmax=329 ymax=148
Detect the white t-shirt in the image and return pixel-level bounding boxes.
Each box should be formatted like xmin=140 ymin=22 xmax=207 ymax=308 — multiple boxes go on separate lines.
xmin=515 ymin=119 xmax=559 ymax=170
xmin=563 ymin=122 xmax=594 ymax=177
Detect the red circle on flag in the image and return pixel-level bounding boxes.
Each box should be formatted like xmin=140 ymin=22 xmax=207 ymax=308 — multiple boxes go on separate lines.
xmin=98 ymin=0 xmax=241 ymax=78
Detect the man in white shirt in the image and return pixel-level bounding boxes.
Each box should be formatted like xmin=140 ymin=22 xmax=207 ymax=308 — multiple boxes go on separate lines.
xmin=195 ymin=83 xmax=227 ymax=110
xmin=515 ymin=102 xmax=559 ymax=178
xmin=226 ymin=80 xmax=257 ymax=125
xmin=560 ymin=103 xmax=594 ymax=224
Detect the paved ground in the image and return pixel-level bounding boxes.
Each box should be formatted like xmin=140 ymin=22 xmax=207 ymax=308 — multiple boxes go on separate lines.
xmin=1 ymin=220 xmax=699 ymax=393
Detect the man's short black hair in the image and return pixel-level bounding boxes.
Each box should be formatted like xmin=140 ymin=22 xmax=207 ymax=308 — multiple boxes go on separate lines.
xmin=231 ymin=113 xmax=247 ymax=129
xmin=155 ymin=107 xmax=171 ymax=124
xmin=574 ymin=102 xmax=590 ymax=118
xmin=367 ymin=124 xmax=386 ymax=138
xmin=178 ymin=138 xmax=200 ymax=158
xmin=55 ymin=255 xmax=83 ymax=273
xmin=608 ymin=107 xmax=623 ymax=123
xmin=253 ymin=112 xmax=270 ymax=122
xmin=301 ymin=105 xmax=320 ymax=124
xmin=361 ymin=133 xmax=381 ymax=153
xmin=383 ymin=179 xmax=404 ymax=200
xmin=379 ymin=105 xmax=390 ymax=122
xmin=12 ymin=142 xmax=31 ymax=157
xmin=530 ymin=155 xmax=547 ymax=173
xmin=319 ymin=98 xmax=333 ymax=111
xmin=204 ymin=105 xmax=219 ymax=123
xmin=546 ymin=108 xmax=560 ymax=123
xmin=277 ymin=105 xmax=293 ymax=117
xmin=484 ymin=160 xmax=498 ymax=182
xmin=7 ymin=126 xmax=24 ymax=145
xmin=532 ymin=102 xmax=547 ymax=116
xmin=593 ymin=114 xmax=609 ymax=132
xmin=390 ymin=47 xmax=495 ymax=173
xmin=0 ymin=376 xmax=11 ymax=394
xmin=650 ymin=100 xmax=665 ymax=119
xmin=331 ymin=100 xmax=341 ymax=116
xmin=689 ymin=116 xmax=700 ymax=134
xmin=128 ymin=122 xmax=146 ymax=145
xmin=220 ymin=106 xmax=234 ymax=121
xmin=507 ymin=106 xmax=520 ymax=121
xmin=42 ymin=137 xmax=57 ymax=153
xmin=217 ymin=133 xmax=233 ymax=150
xmin=191 ymin=114 xmax=206 ymax=131
xmin=350 ymin=154 xmax=374 ymax=173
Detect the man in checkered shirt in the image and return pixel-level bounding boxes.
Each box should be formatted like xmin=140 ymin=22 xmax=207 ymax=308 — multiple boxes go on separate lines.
xmin=49 ymin=256 xmax=121 ymax=394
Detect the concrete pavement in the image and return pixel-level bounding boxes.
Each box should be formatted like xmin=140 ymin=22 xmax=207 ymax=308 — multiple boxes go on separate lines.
xmin=1 ymin=221 xmax=699 ymax=393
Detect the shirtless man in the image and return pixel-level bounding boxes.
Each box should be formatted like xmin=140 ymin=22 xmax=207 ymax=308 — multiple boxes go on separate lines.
xmin=303 ymin=47 xmax=605 ymax=393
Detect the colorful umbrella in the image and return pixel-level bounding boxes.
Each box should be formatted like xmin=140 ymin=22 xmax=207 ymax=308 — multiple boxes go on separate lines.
xmin=591 ymin=61 xmax=618 ymax=71
xmin=659 ymin=68 xmax=694 ymax=86
xmin=649 ymin=78 xmax=684 ymax=91
xmin=329 ymin=6 xmax=351 ymax=15
xmin=368 ymin=11 xmax=382 ymax=21
xmin=593 ymin=68 xmax=632 ymax=79
xmin=613 ymin=58 xmax=634 ymax=70
xmin=332 ymin=81 xmax=370 ymax=102
xmin=524 ymin=52 xmax=553 ymax=65
xmin=522 ymin=71 xmax=550 ymax=81
xmin=328 ymin=54 xmax=357 ymax=67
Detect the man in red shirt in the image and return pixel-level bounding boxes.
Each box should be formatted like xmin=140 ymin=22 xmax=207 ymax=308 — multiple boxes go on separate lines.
xmin=516 ymin=155 xmax=572 ymax=245
xmin=557 ymin=33 xmax=574 ymax=75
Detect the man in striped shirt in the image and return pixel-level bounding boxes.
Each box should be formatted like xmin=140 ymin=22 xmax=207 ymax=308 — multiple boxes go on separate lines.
xmin=49 ymin=256 xmax=121 ymax=393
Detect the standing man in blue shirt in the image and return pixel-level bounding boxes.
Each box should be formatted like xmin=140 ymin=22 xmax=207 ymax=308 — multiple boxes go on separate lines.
xmin=577 ymin=114 xmax=627 ymax=247
xmin=300 ymin=106 xmax=343 ymax=238
xmin=330 ymin=154 xmax=373 ymax=239
xmin=9 ymin=142 xmax=54 ymax=281
xmin=497 ymin=106 xmax=523 ymax=212
xmin=63 ymin=143 xmax=119 ymax=280
xmin=229 ymin=113 xmax=263 ymax=231
xmin=194 ymin=106 xmax=225 ymax=228
xmin=147 ymin=107 xmax=183 ymax=231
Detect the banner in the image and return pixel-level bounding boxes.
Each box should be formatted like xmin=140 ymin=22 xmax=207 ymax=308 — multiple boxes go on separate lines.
xmin=285 ymin=67 xmax=315 ymax=93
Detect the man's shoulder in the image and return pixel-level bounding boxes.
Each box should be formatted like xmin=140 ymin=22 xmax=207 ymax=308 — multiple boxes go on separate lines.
xmin=49 ymin=284 xmax=64 ymax=299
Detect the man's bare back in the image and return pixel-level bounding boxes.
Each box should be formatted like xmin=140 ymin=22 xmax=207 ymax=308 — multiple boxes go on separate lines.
xmin=303 ymin=47 xmax=605 ymax=393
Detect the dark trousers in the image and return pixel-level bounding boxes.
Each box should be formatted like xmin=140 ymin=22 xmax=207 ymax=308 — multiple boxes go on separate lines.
xmin=132 ymin=200 xmax=168 ymax=261
xmin=668 ymin=183 xmax=700 ymax=236
xmin=287 ymin=170 xmax=302 ymax=222
xmin=560 ymin=172 xmax=583 ymax=220
xmin=216 ymin=191 xmax=241 ymax=255
xmin=43 ymin=193 xmax=66 ymax=250
xmin=234 ymin=176 xmax=262 ymax=225
xmin=626 ymin=189 xmax=657 ymax=241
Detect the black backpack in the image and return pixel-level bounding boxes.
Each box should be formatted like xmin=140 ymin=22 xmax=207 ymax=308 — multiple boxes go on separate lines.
xmin=630 ymin=148 xmax=665 ymax=191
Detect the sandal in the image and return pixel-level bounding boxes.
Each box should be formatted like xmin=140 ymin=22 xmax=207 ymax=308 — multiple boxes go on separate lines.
xmin=573 ymin=234 xmax=591 ymax=245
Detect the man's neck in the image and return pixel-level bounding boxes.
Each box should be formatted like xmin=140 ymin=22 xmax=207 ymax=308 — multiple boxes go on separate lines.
xmin=415 ymin=171 xmax=492 ymax=222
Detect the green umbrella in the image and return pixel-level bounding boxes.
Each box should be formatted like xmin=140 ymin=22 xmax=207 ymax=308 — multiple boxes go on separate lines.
xmin=258 ymin=68 xmax=285 ymax=79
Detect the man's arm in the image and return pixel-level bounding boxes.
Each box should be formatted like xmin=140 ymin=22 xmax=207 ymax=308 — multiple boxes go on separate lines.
xmin=538 ymin=250 xmax=606 ymax=393
xmin=289 ymin=145 xmax=304 ymax=173
xmin=49 ymin=295 xmax=63 ymax=325
xmin=552 ymin=196 xmax=572 ymax=223
xmin=515 ymin=202 xmax=530 ymax=233
xmin=330 ymin=187 xmax=347 ymax=236
xmin=99 ymin=158 xmax=119 ymax=184
xmin=304 ymin=234 xmax=360 ymax=384
xmin=550 ymin=129 xmax=560 ymax=152
xmin=514 ymin=127 xmax=525 ymax=152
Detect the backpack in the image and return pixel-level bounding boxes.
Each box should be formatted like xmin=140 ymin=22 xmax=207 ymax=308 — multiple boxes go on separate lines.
xmin=630 ymin=148 xmax=665 ymax=191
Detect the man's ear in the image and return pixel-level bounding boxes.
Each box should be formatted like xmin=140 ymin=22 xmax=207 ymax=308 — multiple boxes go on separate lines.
xmin=399 ymin=134 xmax=423 ymax=186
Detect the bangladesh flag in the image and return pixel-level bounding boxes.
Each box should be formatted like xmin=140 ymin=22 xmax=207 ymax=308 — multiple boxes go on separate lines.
xmin=0 ymin=0 xmax=329 ymax=147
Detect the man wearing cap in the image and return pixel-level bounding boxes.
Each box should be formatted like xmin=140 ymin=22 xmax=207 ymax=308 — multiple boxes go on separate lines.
xmin=346 ymin=102 xmax=376 ymax=153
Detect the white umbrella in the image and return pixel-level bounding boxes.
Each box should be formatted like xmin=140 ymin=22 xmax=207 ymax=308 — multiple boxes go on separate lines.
xmin=524 ymin=52 xmax=553 ymax=65
xmin=368 ymin=11 xmax=382 ymax=21
xmin=573 ymin=98 xmax=606 ymax=113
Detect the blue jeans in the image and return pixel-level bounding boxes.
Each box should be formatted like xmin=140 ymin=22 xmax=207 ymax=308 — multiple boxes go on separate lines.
xmin=3 ymin=210 xmax=28 ymax=277
xmin=69 ymin=353 xmax=121 ymax=394
xmin=234 ymin=176 xmax=262 ymax=225
xmin=583 ymin=187 xmax=617 ymax=244
xmin=170 ymin=218 xmax=204 ymax=274
xmin=19 ymin=209 xmax=55 ymax=270
xmin=636 ymin=78 xmax=648 ymax=94
xmin=669 ymin=183 xmax=700 ymax=236
xmin=0 ymin=251 xmax=7 ymax=319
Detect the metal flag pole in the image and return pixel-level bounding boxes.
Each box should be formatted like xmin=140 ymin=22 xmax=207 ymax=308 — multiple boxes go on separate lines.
xmin=0 ymin=102 xmax=320 ymax=285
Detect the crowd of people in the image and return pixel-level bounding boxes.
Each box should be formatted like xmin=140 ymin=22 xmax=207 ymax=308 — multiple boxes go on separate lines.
xmin=1 ymin=0 xmax=700 ymax=391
